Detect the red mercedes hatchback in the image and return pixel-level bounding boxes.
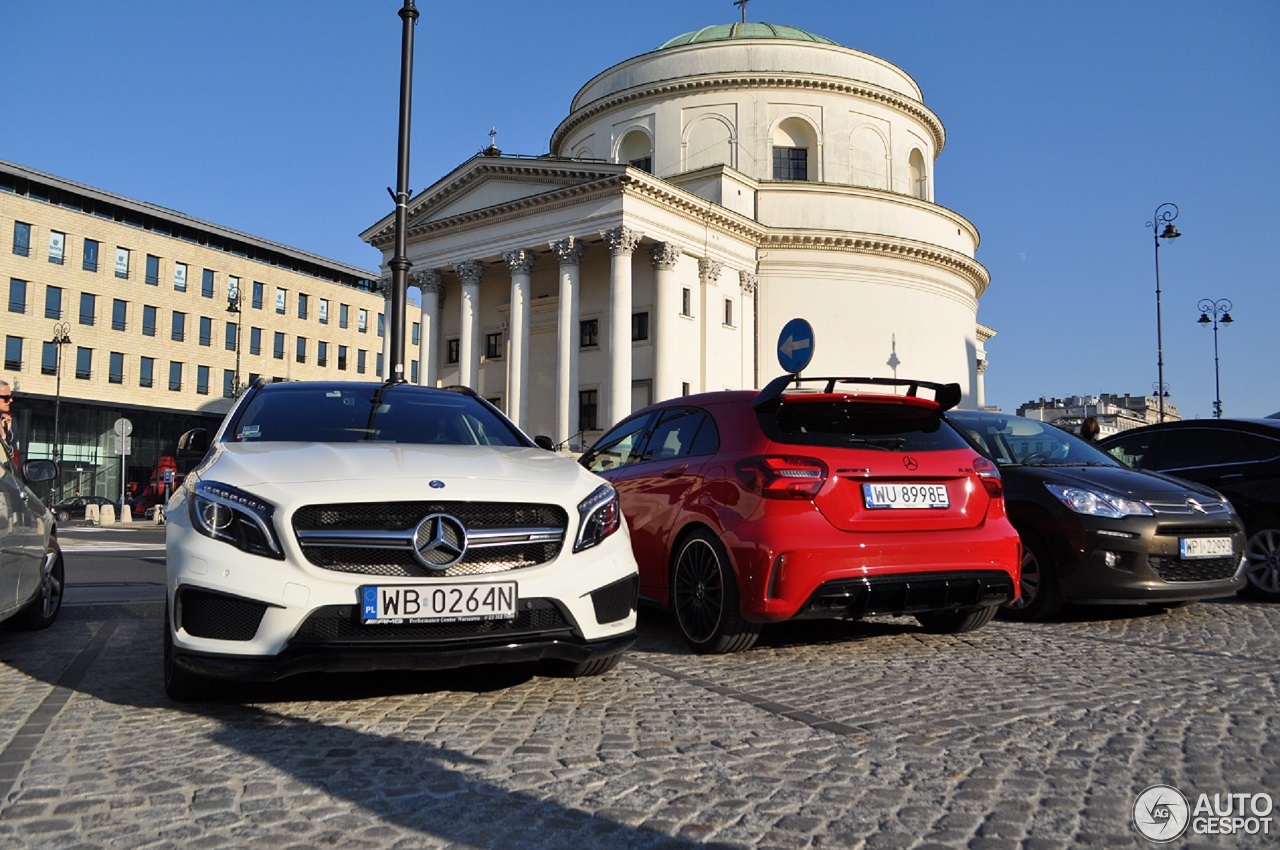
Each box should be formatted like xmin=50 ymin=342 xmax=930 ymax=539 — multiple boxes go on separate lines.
xmin=581 ymin=376 xmax=1021 ymax=653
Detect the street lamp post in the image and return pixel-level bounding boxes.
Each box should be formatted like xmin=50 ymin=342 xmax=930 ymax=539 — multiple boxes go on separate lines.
xmin=1197 ymin=298 xmax=1234 ymax=419
xmin=1146 ymin=203 xmax=1181 ymax=422
xmin=50 ymin=321 xmax=72 ymax=474
xmin=226 ymin=287 xmax=243 ymax=397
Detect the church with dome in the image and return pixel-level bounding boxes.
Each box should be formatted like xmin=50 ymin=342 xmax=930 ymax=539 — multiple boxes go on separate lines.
xmin=361 ymin=20 xmax=995 ymax=448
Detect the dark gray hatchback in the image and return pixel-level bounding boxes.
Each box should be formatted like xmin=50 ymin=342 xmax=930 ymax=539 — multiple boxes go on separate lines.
xmin=947 ymin=410 xmax=1245 ymax=620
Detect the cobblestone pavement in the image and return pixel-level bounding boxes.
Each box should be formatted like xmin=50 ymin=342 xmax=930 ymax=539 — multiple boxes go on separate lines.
xmin=0 ymin=599 xmax=1276 ymax=849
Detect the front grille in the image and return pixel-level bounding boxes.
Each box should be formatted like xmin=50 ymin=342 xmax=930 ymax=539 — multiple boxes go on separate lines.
xmin=591 ymin=576 xmax=638 ymax=624
xmin=1149 ymin=556 xmax=1239 ymax=583
xmin=798 ymin=571 xmax=1015 ymax=619
xmin=292 ymin=501 xmax=568 ymax=578
xmin=291 ymin=600 xmax=572 ymax=643
xmin=178 ymin=588 xmax=268 ymax=641
xmin=1147 ymin=498 xmax=1232 ymax=517
xmin=1156 ymin=523 xmax=1238 ymax=537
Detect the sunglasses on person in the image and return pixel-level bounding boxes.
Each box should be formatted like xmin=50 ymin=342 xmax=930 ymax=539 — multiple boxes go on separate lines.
xmin=0 ymin=394 xmax=12 ymax=401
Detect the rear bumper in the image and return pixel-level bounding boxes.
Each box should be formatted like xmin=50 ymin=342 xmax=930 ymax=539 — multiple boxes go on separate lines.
xmin=792 ymin=570 xmax=1015 ymax=620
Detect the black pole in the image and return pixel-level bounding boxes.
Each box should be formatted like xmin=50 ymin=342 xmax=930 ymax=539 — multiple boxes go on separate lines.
xmin=387 ymin=0 xmax=418 ymax=384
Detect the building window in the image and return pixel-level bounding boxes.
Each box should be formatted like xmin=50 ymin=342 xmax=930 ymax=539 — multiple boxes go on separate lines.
xmin=411 ymin=360 xmax=419 ymax=384
xmin=202 ymin=269 xmax=215 ymax=299
xmin=376 ymin=353 xmax=383 ymax=378
xmin=446 ymin=338 xmax=459 ymax=364
xmin=79 ymin=292 xmax=97 ymax=326
xmin=12 ymin=222 xmax=31 ymax=257
xmin=411 ymin=321 xmax=419 ymax=345
xmin=171 ymin=311 xmax=186 ymax=342
xmin=485 ymin=332 xmax=502 ymax=359
xmin=275 ymin=287 xmax=287 ymax=314
xmin=298 ymin=293 xmax=309 ymax=320
xmin=225 ymin=322 xmax=237 ymax=351
xmin=140 ymin=356 xmax=154 ymax=388
xmin=83 ymin=239 xmax=99 ymax=272
xmin=772 ymin=146 xmax=808 ymax=180
xmin=45 ymin=285 xmax=63 ymax=320
xmin=681 ymin=288 xmax=692 ymax=317
xmin=173 ymin=261 xmax=187 ymax=291
xmin=145 ymin=254 xmax=160 ymax=285
xmin=580 ymin=319 xmax=599 ymax=348
xmin=75 ymin=347 xmax=92 ymax=380
xmin=358 ymin=308 xmax=368 ymax=333
xmin=682 ymin=382 xmax=691 ymax=396
xmin=115 ymin=247 xmax=130 ymax=279
xmin=339 ymin=304 xmax=349 ymax=329
xmin=199 ymin=316 xmax=212 ymax=347
xmin=317 ymin=340 xmax=328 ymax=367
xmin=142 ymin=305 xmax=157 ymax=337
xmin=629 ymin=156 xmax=653 ymax=173
xmin=632 ymin=312 xmax=649 ymax=341
xmin=252 ymin=281 xmax=264 ymax=309
xmin=196 ymin=365 xmax=210 ymax=395
xmin=357 ymin=349 xmax=367 ymax=374
xmin=112 ymin=299 xmax=127 ymax=331
xmin=8 ymin=278 xmax=26 ymax=314
xmin=169 ymin=361 xmax=183 ymax=392
xmin=3 ymin=336 xmax=21 ymax=372
xmin=222 ymin=369 xmax=235 ymax=398
xmin=338 ymin=345 xmax=348 ymax=371
xmin=296 ymin=337 xmax=307 ymax=364
xmin=579 ymin=390 xmax=599 ymax=431
xmin=41 ymin=341 xmax=56 ymax=375
xmin=49 ymin=231 xmax=66 ymax=265
xmin=250 ymin=327 xmax=262 ymax=355
xmin=377 ymin=313 xmax=385 ymax=338
xmin=273 ymin=332 xmax=285 ymax=360
xmin=228 ymin=276 xmax=240 ymax=303
xmin=724 ymin=298 xmax=734 ymax=327
xmin=109 ymin=352 xmax=124 ymax=384
xmin=319 ymin=299 xmax=329 ymax=325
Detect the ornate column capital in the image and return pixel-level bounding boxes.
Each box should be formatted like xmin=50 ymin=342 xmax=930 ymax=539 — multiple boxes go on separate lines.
xmin=600 ymin=226 xmax=642 ymax=256
xmin=649 ymin=242 xmax=683 ymax=270
xmin=503 ymin=249 xmax=536 ymax=275
xmin=976 ymin=358 xmax=989 ymax=374
xmin=453 ymin=259 xmax=485 ymax=287
xmin=698 ymin=258 xmax=723 ymax=285
xmin=376 ymin=273 xmax=393 ymax=297
xmin=738 ymin=271 xmax=758 ymax=296
xmin=411 ymin=268 xmax=443 ymax=294
xmin=549 ymin=237 xmax=587 ymax=266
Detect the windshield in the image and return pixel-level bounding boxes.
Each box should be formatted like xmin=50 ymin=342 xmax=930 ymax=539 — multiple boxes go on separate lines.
xmin=224 ymin=383 xmax=528 ymax=447
xmin=946 ymin=412 xmax=1123 ymax=467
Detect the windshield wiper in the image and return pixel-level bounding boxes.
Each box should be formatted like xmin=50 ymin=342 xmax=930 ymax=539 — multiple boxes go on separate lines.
xmin=842 ymin=436 xmax=906 ymax=450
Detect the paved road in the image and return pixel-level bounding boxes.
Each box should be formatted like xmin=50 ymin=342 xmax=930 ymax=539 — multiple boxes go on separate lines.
xmin=1 ymin=537 xmax=1275 ymax=848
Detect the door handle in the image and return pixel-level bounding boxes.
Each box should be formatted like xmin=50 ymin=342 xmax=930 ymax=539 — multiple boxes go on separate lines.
xmin=661 ymin=466 xmax=687 ymax=479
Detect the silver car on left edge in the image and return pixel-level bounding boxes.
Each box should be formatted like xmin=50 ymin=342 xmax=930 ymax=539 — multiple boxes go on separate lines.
xmin=0 ymin=441 xmax=62 ymax=631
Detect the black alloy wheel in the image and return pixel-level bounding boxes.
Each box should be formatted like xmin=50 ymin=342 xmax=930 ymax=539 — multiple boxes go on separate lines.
xmin=1000 ymin=530 xmax=1063 ymax=621
xmin=1241 ymin=528 xmax=1280 ymax=601
xmin=670 ymin=528 xmax=760 ymax=654
xmin=18 ymin=539 xmax=64 ymax=630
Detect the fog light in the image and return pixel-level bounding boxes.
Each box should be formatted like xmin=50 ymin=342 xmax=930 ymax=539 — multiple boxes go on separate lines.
xmin=1103 ymin=551 xmax=1119 ymax=567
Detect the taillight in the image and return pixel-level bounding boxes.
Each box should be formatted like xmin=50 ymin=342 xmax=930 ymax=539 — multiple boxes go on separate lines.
xmin=973 ymin=455 xmax=1002 ymax=497
xmin=735 ymin=456 xmax=828 ymax=499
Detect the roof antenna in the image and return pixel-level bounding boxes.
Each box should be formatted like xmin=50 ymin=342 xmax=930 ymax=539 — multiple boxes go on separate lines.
xmin=734 ymin=0 xmax=748 ymax=23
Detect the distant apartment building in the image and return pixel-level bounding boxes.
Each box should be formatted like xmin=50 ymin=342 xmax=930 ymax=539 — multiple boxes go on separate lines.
xmin=1 ymin=159 xmax=420 ymax=503
xmin=1017 ymin=394 xmax=1181 ymax=439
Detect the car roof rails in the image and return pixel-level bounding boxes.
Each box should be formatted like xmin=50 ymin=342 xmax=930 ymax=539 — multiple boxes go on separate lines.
xmin=752 ymin=374 xmax=963 ymax=412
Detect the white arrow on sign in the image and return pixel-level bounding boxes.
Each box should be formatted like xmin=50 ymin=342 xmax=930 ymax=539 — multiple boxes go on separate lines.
xmin=780 ymin=335 xmax=811 ymax=357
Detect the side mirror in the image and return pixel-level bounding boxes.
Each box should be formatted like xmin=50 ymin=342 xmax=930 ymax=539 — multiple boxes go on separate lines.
xmin=533 ymin=435 xmax=555 ymax=451
xmin=23 ymin=459 xmax=57 ymax=484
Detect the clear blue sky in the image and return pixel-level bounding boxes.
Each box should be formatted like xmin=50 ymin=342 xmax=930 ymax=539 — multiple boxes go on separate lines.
xmin=5 ymin=1 xmax=1277 ymax=419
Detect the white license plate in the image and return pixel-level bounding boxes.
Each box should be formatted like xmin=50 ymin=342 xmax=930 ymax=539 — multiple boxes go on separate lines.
xmin=1179 ymin=536 xmax=1233 ymax=559
xmin=360 ymin=582 xmax=517 ymax=624
xmin=863 ymin=482 xmax=950 ymax=509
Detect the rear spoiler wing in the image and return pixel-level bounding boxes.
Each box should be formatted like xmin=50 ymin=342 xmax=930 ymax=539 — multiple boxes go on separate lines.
xmin=752 ymin=374 xmax=963 ymax=412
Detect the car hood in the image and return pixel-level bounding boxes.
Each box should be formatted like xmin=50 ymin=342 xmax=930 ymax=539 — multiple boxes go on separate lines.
xmin=1001 ymin=463 xmax=1223 ymax=502
xmin=191 ymin=442 xmax=599 ymax=506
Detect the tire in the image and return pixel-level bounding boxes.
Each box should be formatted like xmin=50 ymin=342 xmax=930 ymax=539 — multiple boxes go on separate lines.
xmin=670 ymin=528 xmax=760 ymax=654
xmin=543 ymin=652 xmax=623 ymax=678
xmin=164 ymin=605 xmax=211 ymax=702
xmin=1000 ymin=530 xmax=1063 ymax=621
xmin=1240 ymin=527 xmax=1280 ymax=602
xmin=916 ymin=603 xmax=998 ymax=634
xmin=17 ymin=539 xmax=64 ymax=630
xmin=56 ymin=509 xmax=72 ymax=523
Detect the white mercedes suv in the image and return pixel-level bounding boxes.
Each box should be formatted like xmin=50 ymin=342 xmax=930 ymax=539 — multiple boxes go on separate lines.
xmin=164 ymin=380 xmax=638 ymax=701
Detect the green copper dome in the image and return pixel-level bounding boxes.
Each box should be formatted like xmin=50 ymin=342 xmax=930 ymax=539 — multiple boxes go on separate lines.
xmin=658 ymin=23 xmax=839 ymax=50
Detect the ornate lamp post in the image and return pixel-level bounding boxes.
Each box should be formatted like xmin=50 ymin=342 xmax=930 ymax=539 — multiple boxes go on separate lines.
xmin=226 ymin=287 xmax=243 ymax=397
xmin=50 ymin=321 xmax=72 ymax=469
xmin=1197 ymin=298 xmax=1234 ymax=419
xmin=1146 ymin=203 xmax=1181 ymax=422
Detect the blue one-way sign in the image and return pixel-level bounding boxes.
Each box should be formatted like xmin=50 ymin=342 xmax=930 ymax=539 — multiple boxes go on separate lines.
xmin=777 ymin=318 xmax=815 ymax=373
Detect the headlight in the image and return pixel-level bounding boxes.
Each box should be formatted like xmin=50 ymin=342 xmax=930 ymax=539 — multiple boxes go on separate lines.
xmin=189 ymin=480 xmax=284 ymax=559
xmin=1044 ymin=483 xmax=1153 ymax=518
xmin=574 ymin=483 xmax=622 ymax=553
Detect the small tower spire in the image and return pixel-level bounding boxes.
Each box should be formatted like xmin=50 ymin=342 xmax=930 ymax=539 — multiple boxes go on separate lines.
xmin=734 ymin=0 xmax=748 ymax=24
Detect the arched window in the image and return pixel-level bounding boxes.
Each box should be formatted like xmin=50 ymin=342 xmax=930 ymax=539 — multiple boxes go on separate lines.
xmin=771 ymin=117 xmax=817 ymax=181
xmin=683 ymin=116 xmax=735 ymax=172
xmin=618 ymin=130 xmax=653 ymax=174
xmin=908 ymin=148 xmax=928 ymax=200
xmin=850 ymin=126 xmax=889 ymax=190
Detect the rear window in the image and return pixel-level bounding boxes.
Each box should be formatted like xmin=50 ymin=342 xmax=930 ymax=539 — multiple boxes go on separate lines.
xmin=758 ymin=400 xmax=969 ymax=451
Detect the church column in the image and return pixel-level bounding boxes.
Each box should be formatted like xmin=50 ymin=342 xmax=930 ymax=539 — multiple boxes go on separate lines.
xmin=601 ymin=226 xmax=642 ymax=428
xmin=697 ymin=258 xmax=723 ymax=394
xmin=412 ymin=269 xmax=442 ymax=387
xmin=503 ymin=249 xmax=535 ymax=428
xmin=453 ymin=260 xmax=484 ymax=389
xmin=976 ymin=357 xmax=989 ymax=409
xmin=739 ymin=271 xmax=757 ymax=389
xmin=648 ymin=242 xmax=683 ymax=402
xmin=549 ymin=237 xmax=586 ymax=447
xmin=378 ymin=273 xmax=394 ymax=380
